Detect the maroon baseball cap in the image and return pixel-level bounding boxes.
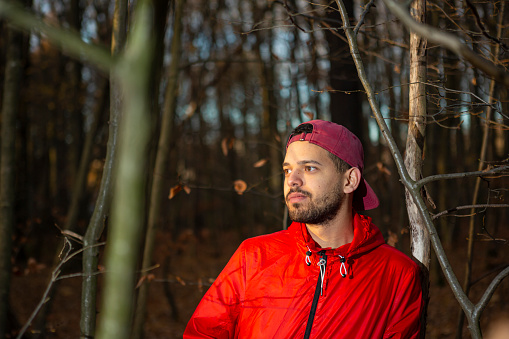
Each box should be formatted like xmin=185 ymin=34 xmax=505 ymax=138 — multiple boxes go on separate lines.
xmin=286 ymin=120 xmax=379 ymax=211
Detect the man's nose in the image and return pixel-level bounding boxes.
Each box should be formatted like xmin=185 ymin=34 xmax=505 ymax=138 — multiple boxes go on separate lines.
xmin=286 ymin=170 xmax=303 ymax=187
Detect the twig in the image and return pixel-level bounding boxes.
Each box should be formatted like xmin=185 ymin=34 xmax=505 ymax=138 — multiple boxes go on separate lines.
xmin=382 ymin=0 xmax=509 ymax=87
xmin=334 ymin=0 xmax=478 ymax=334
xmin=470 ymin=264 xmax=509 ymax=287
xmin=416 ymin=165 xmax=509 ymax=188
xmin=15 ymin=240 xmax=106 ymax=339
xmin=474 ymin=265 xmax=509 ymax=320
xmin=354 ymin=0 xmax=376 ymax=35
xmin=431 ymin=204 xmax=509 ymax=220
xmin=0 ymin=0 xmax=113 ymax=72
xmin=465 ymin=0 xmax=509 ymax=51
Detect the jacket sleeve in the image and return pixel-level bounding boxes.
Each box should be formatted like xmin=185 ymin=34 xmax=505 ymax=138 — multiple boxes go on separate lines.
xmin=383 ymin=263 xmax=424 ymax=339
xmin=183 ymin=243 xmax=247 ymax=339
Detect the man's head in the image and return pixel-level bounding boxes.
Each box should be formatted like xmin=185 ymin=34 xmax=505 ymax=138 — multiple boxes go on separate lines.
xmin=284 ymin=120 xmax=379 ymax=217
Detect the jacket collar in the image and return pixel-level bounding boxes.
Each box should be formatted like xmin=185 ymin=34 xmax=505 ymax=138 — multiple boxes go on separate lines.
xmin=289 ymin=211 xmax=385 ymax=258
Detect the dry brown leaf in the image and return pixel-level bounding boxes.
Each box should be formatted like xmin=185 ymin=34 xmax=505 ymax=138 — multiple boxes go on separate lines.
xmin=25 ymin=257 xmax=46 ymax=275
xmin=221 ymin=138 xmax=229 ymax=156
xmin=169 ymin=184 xmax=183 ymax=199
xmin=376 ymin=162 xmax=391 ymax=176
xmin=221 ymin=137 xmax=235 ymax=156
xmin=234 ymin=180 xmax=247 ymax=195
xmin=253 ymin=158 xmax=268 ymax=168
xmin=387 ymin=230 xmax=398 ymax=247
xmin=183 ymin=102 xmax=197 ymax=120
xmin=135 ymin=275 xmax=147 ymax=289
xmin=301 ymin=103 xmax=308 ymax=109
xmin=198 ymin=277 xmax=203 ymax=293
xmin=183 ymin=185 xmax=191 ymax=194
xmin=394 ymin=64 xmax=401 ymax=74
xmin=176 ymin=276 xmax=186 ymax=286
xmin=304 ymin=111 xmax=314 ymax=119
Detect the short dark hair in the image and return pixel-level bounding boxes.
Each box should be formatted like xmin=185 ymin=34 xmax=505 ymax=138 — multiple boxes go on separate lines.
xmin=289 ymin=123 xmax=351 ymax=174
xmin=328 ymin=152 xmax=351 ymax=174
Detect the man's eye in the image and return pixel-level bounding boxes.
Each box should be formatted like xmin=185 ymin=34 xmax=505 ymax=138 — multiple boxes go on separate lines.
xmin=283 ymin=168 xmax=292 ymax=175
xmin=305 ymin=166 xmax=316 ymax=172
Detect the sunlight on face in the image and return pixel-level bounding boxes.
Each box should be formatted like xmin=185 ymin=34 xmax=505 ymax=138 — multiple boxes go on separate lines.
xmin=283 ymin=142 xmax=345 ymax=225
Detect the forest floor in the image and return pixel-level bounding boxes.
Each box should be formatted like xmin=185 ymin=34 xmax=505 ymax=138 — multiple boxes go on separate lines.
xmin=9 ymin=220 xmax=509 ymax=339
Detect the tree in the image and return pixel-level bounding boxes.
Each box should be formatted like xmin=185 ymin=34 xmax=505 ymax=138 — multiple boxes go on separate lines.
xmin=132 ymin=0 xmax=181 ymax=337
xmin=0 ymin=5 xmax=26 ymax=335
xmin=335 ymin=0 xmax=509 ymax=337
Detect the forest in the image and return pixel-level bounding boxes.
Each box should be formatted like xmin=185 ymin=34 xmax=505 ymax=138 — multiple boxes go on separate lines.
xmin=0 ymin=0 xmax=508 ymax=338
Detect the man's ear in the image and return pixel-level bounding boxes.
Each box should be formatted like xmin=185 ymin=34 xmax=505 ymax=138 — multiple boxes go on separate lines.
xmin=343 ymin=167 xmax=362 ymax=194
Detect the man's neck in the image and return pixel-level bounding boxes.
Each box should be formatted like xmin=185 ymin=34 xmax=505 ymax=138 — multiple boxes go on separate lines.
xmin=306 ymin=208 xmax=355 ymax=249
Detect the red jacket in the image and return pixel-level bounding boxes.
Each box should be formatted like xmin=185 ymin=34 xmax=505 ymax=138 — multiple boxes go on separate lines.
xmin=184 ymin=213 xmax=423 ymax=338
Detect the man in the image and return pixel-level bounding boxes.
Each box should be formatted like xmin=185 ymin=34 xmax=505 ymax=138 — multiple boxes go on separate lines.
xmin=184 ymin=120 xmax=423 ymax=338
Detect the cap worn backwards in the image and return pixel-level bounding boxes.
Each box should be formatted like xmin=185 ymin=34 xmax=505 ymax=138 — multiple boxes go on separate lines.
xmin=286 ymin=120 xmax=379 ymax=211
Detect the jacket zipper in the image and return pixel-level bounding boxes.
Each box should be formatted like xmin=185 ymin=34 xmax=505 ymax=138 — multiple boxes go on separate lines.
xmin=303 ymin=250 xmax=327 ymax=339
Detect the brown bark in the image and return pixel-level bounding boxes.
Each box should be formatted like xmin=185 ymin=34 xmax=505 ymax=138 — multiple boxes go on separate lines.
xmin=404 ymin=1 xmax=429 ymax=335
xmin=131 ymin=0 xmax=180 ymax=337
xmin=0 ymin=18 xmax=25 ymax=339
xmin=80 ymin=0 xmax=128 ymax=336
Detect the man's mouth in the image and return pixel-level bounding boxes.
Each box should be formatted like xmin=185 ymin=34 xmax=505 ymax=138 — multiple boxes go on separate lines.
xmin=286 ymin=189 xmax=311 ymax=204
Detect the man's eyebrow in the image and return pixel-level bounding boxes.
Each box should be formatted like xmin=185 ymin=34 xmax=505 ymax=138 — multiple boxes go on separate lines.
xmin=282 ymin=160 xmax=323 ymax=167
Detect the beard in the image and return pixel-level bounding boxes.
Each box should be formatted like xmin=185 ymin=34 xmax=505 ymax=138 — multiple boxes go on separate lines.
xmin=286 ymin=181 xmax=345 ymax=225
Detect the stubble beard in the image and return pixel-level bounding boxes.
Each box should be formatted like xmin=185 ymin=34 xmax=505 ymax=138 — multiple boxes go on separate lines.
xmin=286 ymin=181 xmax=345 ymax=225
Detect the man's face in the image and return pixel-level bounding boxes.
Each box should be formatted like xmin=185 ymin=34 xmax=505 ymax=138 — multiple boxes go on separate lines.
xmin=283 ymin=141 xmax=345 ymax=225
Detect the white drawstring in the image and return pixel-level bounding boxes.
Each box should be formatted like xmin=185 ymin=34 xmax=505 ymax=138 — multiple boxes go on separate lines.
xmin=317 ymin=258 xmax=326 ymax=295
xmin=338 ymin=255 xmax=348 ymax=278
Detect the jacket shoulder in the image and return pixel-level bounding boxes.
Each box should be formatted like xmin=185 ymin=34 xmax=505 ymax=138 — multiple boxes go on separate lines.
xmin=374 ymin=244 xmax=421 ymax=272
xmin=240 ymin=229 xmax=296 ymax=249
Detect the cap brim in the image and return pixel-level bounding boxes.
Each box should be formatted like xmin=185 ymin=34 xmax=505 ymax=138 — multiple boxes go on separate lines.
xmin=353 ymin=177 xmax=379 ymax=211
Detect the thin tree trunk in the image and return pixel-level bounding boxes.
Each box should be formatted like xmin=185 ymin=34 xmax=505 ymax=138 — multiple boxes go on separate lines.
xmin=79 ymin=0 xmax=128 ymax=336
xmin=404 ymin=0 xmax=429 ymax=336
xmin=131 ymin=0 xmax=182 ymax=337
xmin=65 ymin=79 xmax=108 ymax=232
xmin=326 ymin=0 xmax=364 ymax=139
xmin=0 ymin=19 xmax=25 ymax=339
xmin=455 ymin=4 xmax=505 ymax=337
xmin=95 ymin=1 xmax=154 ymax=337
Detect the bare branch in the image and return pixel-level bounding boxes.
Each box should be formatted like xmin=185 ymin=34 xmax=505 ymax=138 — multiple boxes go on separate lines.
xmin=474 ymin=265 xmax=509 ymax=321
xmin=354 ymin=0 xmax=376 ymax=35
xmin=431 ymin=204 xmax=509 ymax=220
xmin=382 ymin=0 xmax=509 ymax=87
xmin=15 ymin=239 xmax=106 ymax=339
xmin=0 ymin=0 xmax=113 ymax=72
xmin=464 ymin=0 xmax=509 ymax=51
xmin=416 ymin=165 xmax=509 ymax=188
xmin=334 ymin=0 xmax=478 ymax=326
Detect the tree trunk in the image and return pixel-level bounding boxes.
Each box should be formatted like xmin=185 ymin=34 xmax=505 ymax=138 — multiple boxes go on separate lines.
xmin=95 ymin=1 xmax=154 ymax=337
xmin=456 ymin=4 xmax=505 ymax=337
xmin=131 ymin=0 xmax=181 ymax=337
xmin=326 ymin=0 xmax=364 ymax=140
xmin=0 ymin=19 xmax=25 ymax=339
xmin=79 ymin=0 xmax=128 ymax=336
xmin=404 ymin=0 xmax=429 ymax=336
xmin=65 ymin=79 xmax=108 ymax=232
